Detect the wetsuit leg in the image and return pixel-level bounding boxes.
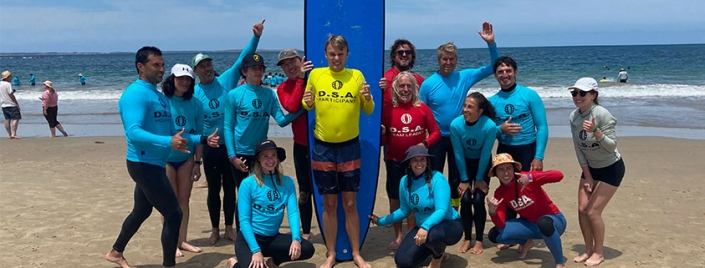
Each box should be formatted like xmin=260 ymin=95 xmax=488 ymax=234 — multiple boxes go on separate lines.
xmin=538 ymin=213 xmax=567 ymax=264
xmin=293 ymin=143 xmax=313 ymax=234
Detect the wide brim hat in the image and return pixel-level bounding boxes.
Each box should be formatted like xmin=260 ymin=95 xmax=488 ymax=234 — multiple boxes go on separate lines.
xmin=402 ymin=145 xmax=434 ymax=163
xmin=489 ymin=153 xmax=522 ymax=177
xmin=1 ymin=70 xmax=12 ymax=80
xmin=254 ymin=139 xmax=286 ymax=162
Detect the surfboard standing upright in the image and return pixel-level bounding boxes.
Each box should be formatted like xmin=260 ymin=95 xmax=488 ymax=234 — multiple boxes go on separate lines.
xmin=304 ymin=0 xmax=384 ymax=262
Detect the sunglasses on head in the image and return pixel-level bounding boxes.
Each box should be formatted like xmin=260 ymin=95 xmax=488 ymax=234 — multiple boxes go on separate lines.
xmin=396 ymin=50 xmax=413 ymax=56
xmin=571 ymin=90 xmax=589 ymax=97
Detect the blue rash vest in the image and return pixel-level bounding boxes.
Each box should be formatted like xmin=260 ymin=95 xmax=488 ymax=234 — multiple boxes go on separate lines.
xmin=193 ymin=35 xmax=260 ymax=145
xmin=378 ymin=171 xmax=459 ymax=231
xmin=166 ymin=95 xmax=204 ymax=162
xmin=419 ymin=43 xmax=499 ymax=136
xmin=224 ymin=83 xmax=302 ymax=158
xmin=450 ymin=115 xmax=496 ymax=182
xmin=488 ymin=84 xmax=549 ymax=160
xmin=238 ymin=174 xmax=301 ymax=253
xmin=118 ymin=79 xmax=200 ymax=167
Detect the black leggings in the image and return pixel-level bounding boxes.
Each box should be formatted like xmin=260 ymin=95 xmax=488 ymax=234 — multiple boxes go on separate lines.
xmin=293 ymin=142 xmax=313 ymax=234
xmin=113 ymin=160 xmax=182 ymax=267
xmin=231 ymin=154 xmax=255 ymax=231
xmin=395 ymin=219 xmax=463 ymax=268
xmin=428 ymin=136 xmax=459 ymax=194
xmin=233 ymin=230 xmax=315 ymax=267
xmin=203 ymin=146 xmax=236 ymax=229
xmin=457 ymin=158 xmax=491 ymax=241
xmin=496 ymin=142 xmax=537 ymax=221
xmin=43 ymin=106 xmax=60 ymax=127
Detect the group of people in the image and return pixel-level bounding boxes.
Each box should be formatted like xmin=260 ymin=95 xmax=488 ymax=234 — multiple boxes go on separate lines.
xmin=10 ymin=73 xmax=86 ymax=86
xmin=105 ymin=19 xmax=625 ymax=268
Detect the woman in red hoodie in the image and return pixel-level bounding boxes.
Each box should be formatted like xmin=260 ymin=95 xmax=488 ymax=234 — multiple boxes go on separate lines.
xmin=486 ymin=153 xmax=567 ymax=268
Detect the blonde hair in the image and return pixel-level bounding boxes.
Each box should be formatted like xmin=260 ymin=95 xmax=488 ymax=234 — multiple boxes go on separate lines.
xmin=436 ymin=42 xmax=457 ymax=59
xmin=325 ymin=35 xmax=349 ymax=53
xmin=252 ymin=161 xmax=283 ymax=186
xmin=392 ymin=71 xmax=421 ymax=107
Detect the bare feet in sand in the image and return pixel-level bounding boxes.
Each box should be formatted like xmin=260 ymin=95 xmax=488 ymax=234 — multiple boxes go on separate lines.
xmin=207 ymin=229 xmax=220 ymax=245
xmin=573 ymin=253 xmax=590 ymax=263
xmin=425 ymin=253 xmax=450 ymax=268
xmin=353 ymin=255 xmax=371 ymax=268
xmin=194 ymin=182 xmax=208 ymax=188
xmin=320 ymin=255 xmax=336 ymax=268
xmin=224 ymin=228 xmax=237 ymax=241
xmin=496 ymin=243 xmax=516 ymax=250
xmin=470 ymin=241 xmax=484 ymax=254
xmin=388 ymin=238 xmax=401 ymax=250
xmin=301 ymin=233 xmax=311 ymax=241
xmin=180 ymin=241 xmax=202 ymax=254
xmin=517 ymin=239 xmax=534 ymax=260
xmin=105 ymin=249 xmax=136 ymax=268
xmin=226 ymin=257 xmax=237 ymax=268
xmin=176 ymin=248 xmax=184 ymax=258
xmin=584 ymin=253 xmax=604 ymax=266
xmin=458 ymin=240 xmax=472 ymax=253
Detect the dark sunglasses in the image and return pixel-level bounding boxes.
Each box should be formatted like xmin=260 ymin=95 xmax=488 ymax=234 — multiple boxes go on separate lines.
xmin=571 ymin=91 xmax=588 ymax=97
xmin=396 ymin=50 xmax=413 ymax=56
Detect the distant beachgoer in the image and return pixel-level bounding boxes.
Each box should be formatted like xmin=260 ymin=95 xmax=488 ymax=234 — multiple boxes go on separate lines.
xmin=369 ymin=145 xmax=462 ymax=268
xmin=275 ymin=48 xmax=315 ymax=241
xmin=1 ymin=70 xmax=21 ymax=139
xmin=617 ymin=68 xmax=628 ymax=83
xmin=29 ymin=74 xmax=36 ymax=86
xmin=486 ymin=153 xmax=567 ymax=268
xmin=599 ymin=77 xmax=608 ymax=82
xmin=79 ymin=73 xmax=87 ymax=85
xmin=225 ymin=139 xmax=315 ymax=268
xmin=567 ymin=77 xmax=625 ymax=266
xmin=12 ymin=76 xmax=21 ymax=85
xmin=41 ymin=81 xmax=68 ymax=137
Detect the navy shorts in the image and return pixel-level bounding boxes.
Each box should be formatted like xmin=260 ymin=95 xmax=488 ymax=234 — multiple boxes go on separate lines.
xmin=2 ymin=106 xmax=21 ymax=120
xmin=385 ymin=159 xmax=406 ymax=200
xmin=311 ymin=137 xmax=361 ymax=195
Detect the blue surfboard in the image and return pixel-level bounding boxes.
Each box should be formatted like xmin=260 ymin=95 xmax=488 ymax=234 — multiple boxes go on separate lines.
xmin=304 ymin=0 xmax=384 ymax=262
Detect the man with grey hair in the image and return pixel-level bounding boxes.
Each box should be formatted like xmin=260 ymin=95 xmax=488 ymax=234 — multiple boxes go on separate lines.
xmin=1 ymin=70 xmax=21 ymax=139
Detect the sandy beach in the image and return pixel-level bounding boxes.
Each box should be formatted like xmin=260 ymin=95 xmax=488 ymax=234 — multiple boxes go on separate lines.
xmin=1 ymin=136 xmax=704 ymax=268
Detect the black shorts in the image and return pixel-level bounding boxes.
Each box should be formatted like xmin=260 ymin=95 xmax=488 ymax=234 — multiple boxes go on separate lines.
xmin=311 ymin=137 xmax=361 ymax=195
xmin=385 ymin=159 xmax=406 ymax=200
xmin=2 ymin=106 xmax=21 ymax=120
xmin=583 ymin=158 xmax=625 ymax=187
xmin=497 ymin=142 xmax=536 ymax=172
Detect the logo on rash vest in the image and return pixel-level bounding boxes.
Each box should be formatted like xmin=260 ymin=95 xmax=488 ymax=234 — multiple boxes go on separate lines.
xmin=175 ymin=115 xmax=187 ymax=127
xmin=159 ymin=98 xmax=167 ymax=108
xmin=401 ymin=113 xmax=412 ymax=124
xmin=208 ymin=99 xmax=220 ymax=109
xmin=579 ymin=130 xmax=588 ymax=140
xmin=509 ymin=195 xmax=535 ymax=211
xmin=331 ymin=80 xmax=343 ymax=90
xmin=240 ymin=98 xmax=269 ymax=120
xmin=252 ymin=99 xmax=263 ymax=109
xmin=410 ymin=193 xmax=420 ymax=205
xmin=504 ymin=104 xmax=515 ymax=115
xmin=465 ymin=139 xmax=477 ymax=147
xmin=266 ymin=190 xmax=281 ymax=201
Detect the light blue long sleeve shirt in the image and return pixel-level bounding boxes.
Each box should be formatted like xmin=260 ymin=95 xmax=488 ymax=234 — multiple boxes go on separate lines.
xmin=166 ymin=95 xmax=204 ymax=162
xmin=450 ymin=115 xmax=496 ymax=182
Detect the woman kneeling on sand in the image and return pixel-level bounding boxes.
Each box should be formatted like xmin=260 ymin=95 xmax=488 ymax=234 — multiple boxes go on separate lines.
xmin=486 ymin=153 xmax=567 ymax=268
xmin=226 ymin=140 xmax=314 ymax=268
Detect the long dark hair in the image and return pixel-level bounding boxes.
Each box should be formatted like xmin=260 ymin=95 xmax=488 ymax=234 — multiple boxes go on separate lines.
xmin=162 ymin=74 xmax=195 ymax=100
xmin=405 ymin=157 xmax=434 ymax=196
xmin=467 ymin=92 xmax=496 ymax=120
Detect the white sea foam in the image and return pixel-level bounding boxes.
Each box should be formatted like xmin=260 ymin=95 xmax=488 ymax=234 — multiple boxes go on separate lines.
xmin=472 ymin=83 xmax=705 ymax=99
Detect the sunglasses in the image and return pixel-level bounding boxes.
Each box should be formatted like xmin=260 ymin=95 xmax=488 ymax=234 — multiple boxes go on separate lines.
xmin=396 ymin=50 xmax=413 ymax=56
xmin=571 ymin=91 xmax=589 ymax=97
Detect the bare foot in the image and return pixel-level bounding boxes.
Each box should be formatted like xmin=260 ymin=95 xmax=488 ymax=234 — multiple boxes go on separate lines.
xmin=457 ymin=240 xmax=472 ymax=253
xmin=425 ymin=253 xmax=449 ymax=268
xmin=301 ymin=233 xmax=311 ymax=241
xmin=10 ymin=135 xmax=21 ymax=139
xmin=584 ymin=253 xmax=604 ymax=266
xmin=179 ymin=241 xmax=202 ymax=253
xmin=470 ymin=241 xmax=484 ymax=255
xmin=388 ymin=238 xmax=401 ymax=250
xmin=224 ymin=228 xmax=237 ymax=241
xmin=175 ymin=248 xmax=184 ymax=258
xmin=225 ymin=257 xmax=237 ymax=268
xmin=207 ymin=230 xmax=220 ymax=245
xmin=573 ymin=253 xmax=590 ymax=263
xmin=353 ymin=255 xmax=371 ymax=268
xmin=517 ymin=240 xmax=534 ymax=260
xmin=105 ymin=249 xmax=136 ymax=268
xmin=496 ymin=243 xmax=516 ymax=250
xmin=320 ymin=255 xmax=336 ymax=268
xmin=266 ymin=258 xmax=278 ymax=268
xmin=62 ymin=132 xmax=68 ymax=137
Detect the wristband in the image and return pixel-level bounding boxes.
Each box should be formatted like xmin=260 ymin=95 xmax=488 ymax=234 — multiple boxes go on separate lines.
xmin=422 ymin=140 xmax=428 ymax=148
xmin=527 ymin=173 xmax=533 ymax=182
xmin=229 ymin=156 xmax=238 ymax=163
xmin=200 ymin=135 xmax=208 ymax=144
xmin=592 ymin=126 xmax=598 ymax=133
xmin=489 ymin=211 xmax=496 ymax=215
xmin=194 ymin=160 xmax=202 ymax=165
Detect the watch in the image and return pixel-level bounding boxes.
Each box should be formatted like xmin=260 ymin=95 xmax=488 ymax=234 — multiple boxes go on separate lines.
xmin=194 ymin=161 xmax=202 ymax=165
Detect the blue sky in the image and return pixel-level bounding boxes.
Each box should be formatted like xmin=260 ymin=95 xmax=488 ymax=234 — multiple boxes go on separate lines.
xmin=1 ymin=0 xmax=704 ymax=53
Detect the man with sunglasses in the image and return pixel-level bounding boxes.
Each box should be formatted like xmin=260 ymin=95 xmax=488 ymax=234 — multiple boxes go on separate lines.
xmin=378 ymin=39 xmax=425 ymax=122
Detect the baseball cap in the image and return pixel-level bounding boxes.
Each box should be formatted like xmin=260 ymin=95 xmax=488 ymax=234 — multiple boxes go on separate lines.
xmin=276 ymin=49 xmax=300 ymax=66
xmin=254 ymin=139 xmax=286 ymax=162
xmin=191 ymin=53 xmax=212 ymax=68
xmin=1 ymin=70 xmax=11 ymax=80
xmin=171 ymin=64 xmax=194 ymax=78
xmin=242 ymin=53 xmax=265 ymax=67
xmin=567 ymin=77 xmax=598 ymax=92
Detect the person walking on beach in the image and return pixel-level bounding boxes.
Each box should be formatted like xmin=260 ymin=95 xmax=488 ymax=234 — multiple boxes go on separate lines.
xmin=225 ymin=140 xmax=315 ymax=268
xmin=162 ymin=63 xmax=208 ymax=257
xmin=1 ymin=70 xmax=21 ymax=139
xmin=29 ymin=73 xmax=36 ymax=86
xmin=302 ymin=34 xmax=374 ymax=268
xmin=617 ymin=68 xmax=628 ymax=83
xmin=275 ymin=48 xmax=316 ymax=240
xmin=568 ymin=77 xmax=625 ymax=266
xmin=449 ymin=92 xmax=497 ymax=254
xmin=486 ymin=153 xmax=567 ymax=268
xmin=40 ymin=81 xmax=68 ymax=137
xmin=380 ymin=71 xmax=440 ymax=250
xmin=106 ymin=46 xmax=218 ymax=268
xmin=378 ymin=39 xmax=425 ymax=122
xmin=419 ymin=21 xmax=499 ymax=210
xmin=192 ymin=19 xmax=263 ymax=245
xmin=369 ymin=145 xmax=463 ymax=268
xmin=79 ymin=73 xmax=87 ymax=85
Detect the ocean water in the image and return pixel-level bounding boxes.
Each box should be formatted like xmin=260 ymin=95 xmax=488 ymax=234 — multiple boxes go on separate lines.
xmin=2 ymin=44 xmax=704 ymax=139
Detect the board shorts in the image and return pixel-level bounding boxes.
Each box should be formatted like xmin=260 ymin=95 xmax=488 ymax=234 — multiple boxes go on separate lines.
xmin=2 ymin=106 xmax=21 ymax=120
xmin=385 ymin=159 xmax=405 ymax=200
xmin=583 ymin=158 xmax=625 ymax=187
xmin=311 ymin=136 xmax=361 ymax=195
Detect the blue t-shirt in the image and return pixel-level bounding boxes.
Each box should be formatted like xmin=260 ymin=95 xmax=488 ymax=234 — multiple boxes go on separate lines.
xmin=193 ymin=35 xmax=260 ymax=145
xmin=118 ymin=79 xmax=200 ymax=167
xmin=79 ymin=76 xmax=87 ymax=83
xmin=378 ymin=171 xmax=459 ymax=231
xmin=238 ymin=173 xmax=301 ymax=253
xmin=29 ymin=76 xmax=36 ymax=83
xmin=488 ymin=84 xmax=548 ymax=160
xmin=224 ymin=83 xmax=301 ymax=158
xmin=166 ymin=95 xmax=204 ymax=162
xmin=419 ymin=43 xmax=499 ymax=136
xmin=450 ymin=115 xmax=496 ymax=182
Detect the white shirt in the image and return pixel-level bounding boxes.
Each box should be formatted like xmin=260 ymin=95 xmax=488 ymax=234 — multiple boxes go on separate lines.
xmin=0 ymin=81 xmax=18 ymax=108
